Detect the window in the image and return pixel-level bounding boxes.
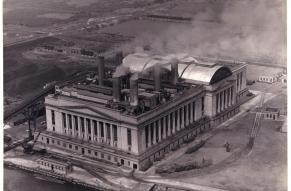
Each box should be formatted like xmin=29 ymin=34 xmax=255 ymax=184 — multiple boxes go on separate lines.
xmin=179 ymin=108 xmax=183 ymax=126
xmin=53 ymin=126 xmax=55 ymax=132
xmin=94 ymin=152 xmax=98 ymax=156
xmin=74 ymin=116 xmax=78 ymax=131
xmin=188 ymin=104 xmax=191 ymax=122
xmin=68 ymin=114 xmax=72 ymax=129
xmin=86 ymin=119 xmax=91 ymax=134
xmin=93 ymin=120 xmax=97 ymax=136
xmin=62 ymin=113 xmax=66 ymax=128
xmin=75 ymin=146 xmax=78 ymax=150
xmin=101 ymin=153 xmax=104 ymax=158
xmin=113 ymin=125 xmax=117 ymax=142
xmin=127 ymin=128 xmax=132 ymax=146
xmin=170 ymin=113 xmax=173 ymax=132
xmin=145 ymin=125 xmax=149 ymax=147
xmin=57 ymin=141 xmax=60 ymax=145
xmin=161 ymin=118 xmax=164 ymax=136
xmin=80 ymin=117 xmax=85 ymax=132
xmin=106 ymin=123 xmax=111 ymax=140
xmin=88 ymin=150 xmax=91 ymax=154
xmin=133 ymin=164 xmax=137 ymax=169
xmin=69 ymin=144 xmax=72 ymax=149
xmin=201 ymin=96 xmax=205 ymax=115
xmin=175 ymin=111 xmax=178 ymax=128
xmin=155 ymin=121 xmax=159 ymax=142
xmin=52 ymin=139 xmax=54 ymax=144
xmin=108 ymin=155 xmax=111 ymax=160
xmin=63 ymin=142 xmax=66 ymax=147
xmin=100 ymin=122 xmax=104 ymax=137
xmin=193 ymin=101 xmax=196 ymax=120
xmin=114 ymin=157 xmax=118 ymax=162
xmin=51 ymin=110 xmax=55 ymax=125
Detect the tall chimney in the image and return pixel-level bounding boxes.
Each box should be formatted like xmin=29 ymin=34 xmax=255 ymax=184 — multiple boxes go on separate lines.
xmin=112 ymin=77 xmax=121 ymax=102
xmin=130 ymin=76 xmax=138 ymax=106
xmin=171 ymin=59 xmax=179 ymax=85
xmin=154 ymin=65 xmax=161 ymax=91
xmin=115 ymin=51 xmax=123 ymax=66
xmin=98 ymin=56 xmax=105 ymax=86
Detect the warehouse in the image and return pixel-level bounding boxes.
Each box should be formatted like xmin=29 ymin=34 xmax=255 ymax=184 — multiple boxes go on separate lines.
xmin=37 ymin=52 xmax=247 ymax=170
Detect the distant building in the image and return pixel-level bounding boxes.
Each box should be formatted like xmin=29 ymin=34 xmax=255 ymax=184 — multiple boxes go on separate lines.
xmin=37 ymin=52 xmax=247 ymax=171
xmin=257 ymin=66 xmax=284 ymax=84
xmin=36 ymin=156 xmax=73 ymax=175
xmin=262 ymin=107 xmax=280 ymax=120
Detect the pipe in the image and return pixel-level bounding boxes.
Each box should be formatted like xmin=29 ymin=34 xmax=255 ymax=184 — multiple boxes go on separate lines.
xmin=112 ymin=77 xmax=121 ymax=102
xmin=130 ymin=77 xmax=138 ymax=106
xmin=171 ymin=59 xmax=179 ymax=85
xmin=98 ymin=56 xmax=105 ymax=86
xmin=154 ymin=65 xmax=161 ymax=91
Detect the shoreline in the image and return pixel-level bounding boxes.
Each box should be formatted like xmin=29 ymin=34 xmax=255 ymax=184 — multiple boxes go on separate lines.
xmin=4 ymin=161 xmax=110 ymax=191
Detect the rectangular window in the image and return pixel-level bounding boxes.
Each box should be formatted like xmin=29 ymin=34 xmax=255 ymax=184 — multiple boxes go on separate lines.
xmin=68 ymin=114 xmax=72 ymax=129
xmin=100 ymin=122 xmax=104 ymax=137
xmin=170 ymin=113 xmax=173 ymax=132
xmin=145 ymin=125 xmax=149 ymax=146
xmin=188 ymin=103 xmax=191 ymax=121
xmin=179 ymin=108 xmax=183 ymax=126
xmin=113 ymin=125 xmax=117 ymax=141
xmin=93 ymin=120 xmax=97 ymax=136
xmin=127 ymin=128 xmax=132 ymax=146
xmin=155 ymin=121 xmax=159 ymax=142
xmin=106 ymin=123 xmax=111 ymax=139
xmin=88 ymin=150 xmax=91 ymax=154
xmin=201 ymin=96 xmax=205 ymax=115
xmin=87 ymin=119 xmax=91 ymax=134
xmin=94 ymin=152 xmax=98 ymax=156
xmin=240 ymin=72 xmax=243 ymax=86
xmin=193 ymin=101 xmax=196 ymax=120
xmin=51 ymin=110 xmax=55 ymax=125
xmin=175 ymin=111 xmax=178 ymax=128
xmin=74 ymin=116 xmax=78 ymax=131
xmin=150 ymin=123 xmax=154 ymax=143
xmin=80 ymin=117 xmax=85 ymax=132
xmin=101 ymin=153 xmax=104 ymax=158
xmin=108 ymin=155 xmax=111 ymax=160
xmin=184 ymin=105 xmax=187 ymax=122
xmin=165 ymin=116 xmax=168 ymax=135
xmin=62 ymin=113 xmax=66 ymax=128
xmin=75 ymin=146 xmax=78 ymax=150
xmin=69 ymin=144 xmax=72 ymax=149
xmin=161 ymin=118 xmax=164 ymax=136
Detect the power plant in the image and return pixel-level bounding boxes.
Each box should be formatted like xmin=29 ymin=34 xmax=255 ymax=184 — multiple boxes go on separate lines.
xmin=37 ymin=52 xmax=247 ymax=170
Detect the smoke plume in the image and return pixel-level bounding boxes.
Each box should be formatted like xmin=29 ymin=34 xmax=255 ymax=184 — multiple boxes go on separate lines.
xmin=113 ymin=65 xmax=130 ymax=78
xmin=121 ymin=0 xmax=286 ymax=65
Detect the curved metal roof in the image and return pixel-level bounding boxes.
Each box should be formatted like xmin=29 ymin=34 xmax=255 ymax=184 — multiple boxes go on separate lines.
xmin=122 ymin=53 xmax=232 ymax=85
xmin=180 ymin=64 xmax=232 ymax=85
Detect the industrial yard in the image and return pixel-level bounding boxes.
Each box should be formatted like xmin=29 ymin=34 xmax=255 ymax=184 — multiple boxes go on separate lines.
xmin=4 ymin=0 xmax=286 ymax=191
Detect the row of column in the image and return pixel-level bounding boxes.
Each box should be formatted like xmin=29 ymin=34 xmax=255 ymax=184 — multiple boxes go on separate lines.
xmin=237 ymin=72 xmax=243 ymax=91
xmin=216 ymin=86 xmax=234 ymax=114
xmin=145 ymin=100 xmax=197 ymax=148
xmin=62 ymin=113 xmax=118 ymax=147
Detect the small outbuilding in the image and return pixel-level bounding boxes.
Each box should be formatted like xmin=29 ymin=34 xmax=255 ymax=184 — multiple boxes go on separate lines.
xmin=36 ymin=156 xmax=73 ymax=175
xmin=262 ymin=107 xmax=280 ymax=120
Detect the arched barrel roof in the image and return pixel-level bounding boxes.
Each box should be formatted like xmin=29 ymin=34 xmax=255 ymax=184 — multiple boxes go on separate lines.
xmin=122 ymin=53 xmax=232 ymax=85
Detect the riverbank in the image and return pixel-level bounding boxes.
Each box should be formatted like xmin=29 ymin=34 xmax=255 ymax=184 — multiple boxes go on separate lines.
xmin=4 ymin=160 xmax=110 ymax=191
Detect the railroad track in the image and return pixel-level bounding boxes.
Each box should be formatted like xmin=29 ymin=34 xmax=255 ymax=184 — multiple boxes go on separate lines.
xmin=4 ymin=70 xmax=92 ymax=122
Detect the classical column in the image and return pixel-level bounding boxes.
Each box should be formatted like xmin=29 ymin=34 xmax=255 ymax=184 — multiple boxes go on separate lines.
xmin=190 ymin=103 xmax=193 ymax=123
xmin=167 ymin=115 xmax=171 ymax=136
xmin=158 ymin=119 xmax=162 ymax=142
xmin=185 ymin=104 xmax=189 ymax=126
xmin=148 ymin=124 xmax=152 ymax=147
xmin=78 ymin=116 xmax=82 ymax=139
xmin=172 ymin=113 xmax=176 ymax=134
xmin=110 ymin=124 xmax=114 ymax=146
xmin=163 ymin=117 xmax=167 ymax=139
xmin=177 ymin=109 xmax=181 ymax=131
xmin=153 ymin=122 xmax=157 ymax=145
xmin=181 ymin=107 xmax=185 ymax=129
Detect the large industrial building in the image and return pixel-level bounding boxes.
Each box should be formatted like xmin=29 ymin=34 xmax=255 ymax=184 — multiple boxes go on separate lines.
xmin=37 ymin=52 xmax=247 ymax=170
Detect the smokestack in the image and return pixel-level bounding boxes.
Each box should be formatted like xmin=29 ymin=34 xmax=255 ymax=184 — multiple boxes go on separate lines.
xmin=130 ymin=74 xmax=138 ymax=106
xmin=112 ymin=77 xmax=121 ymax=102
xmin=98 ymin=56 xmax=105 ymax=86
xmin=115 ymin=51 xmax=123 ymax=66
xmin=170 ymin=59 xmax=179 ymax=85
xmin=154 ymin=65 xmax=161 ymax=91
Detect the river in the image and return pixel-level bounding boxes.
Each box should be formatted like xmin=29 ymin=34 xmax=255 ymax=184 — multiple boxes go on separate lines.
xmin=4 ymin=167 xmax=97 ymax=191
